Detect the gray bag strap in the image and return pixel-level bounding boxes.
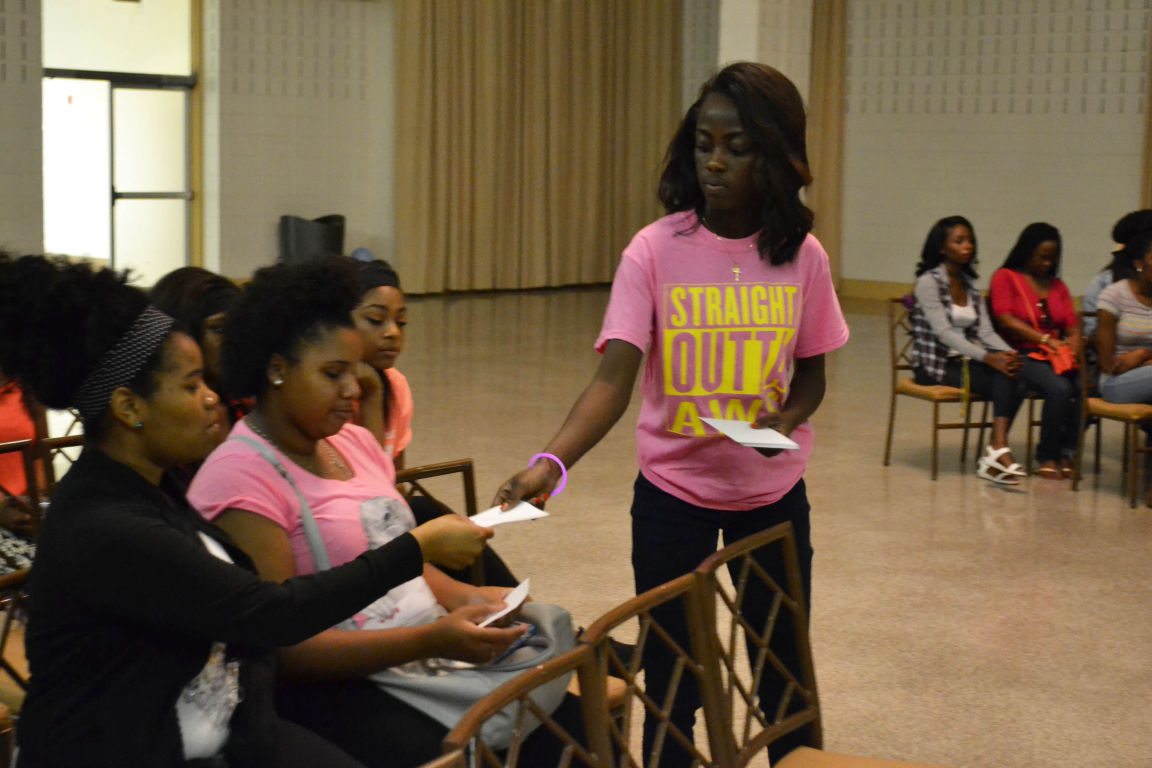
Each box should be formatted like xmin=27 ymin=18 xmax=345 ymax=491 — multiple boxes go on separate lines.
xmin=229 ymin=435 xmax=333 ymax=571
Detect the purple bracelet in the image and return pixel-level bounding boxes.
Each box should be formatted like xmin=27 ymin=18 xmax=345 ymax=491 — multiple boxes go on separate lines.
xmin=529 ymin=453 xmax=567 ymax=496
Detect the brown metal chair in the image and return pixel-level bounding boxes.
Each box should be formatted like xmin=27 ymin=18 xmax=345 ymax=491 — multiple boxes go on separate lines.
xmin=395 ymin=458 xmax=487 ymax=585
xmin=441 ymin=644 xmax=612 ymax=768
xmin=0 ymin=433 xmax=83 ymax=690
xmin=694 ymin=524 xmax=951 ymax=768
xmin=883 ymin=297 xmax=993 ymax=480
xmin=578 ymin=573 xmax=730 ymax=768
xmin=1073 ymin=313 xmax=1152 ymax=506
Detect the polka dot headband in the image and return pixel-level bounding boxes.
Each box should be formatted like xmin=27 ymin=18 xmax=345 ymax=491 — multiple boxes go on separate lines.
xmin=72 ymin=306 xmax=176 ymax=423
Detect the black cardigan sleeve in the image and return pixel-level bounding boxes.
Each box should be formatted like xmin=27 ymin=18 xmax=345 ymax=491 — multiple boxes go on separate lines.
xmin=54 ymin=504 xmax=424 ymax=647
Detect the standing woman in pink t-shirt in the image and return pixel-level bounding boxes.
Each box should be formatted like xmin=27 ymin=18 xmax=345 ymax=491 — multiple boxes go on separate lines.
xmin=988 ymin=223 xmax=1081 ymax=479
xmin=493 ymin=62 xmax=849 ymax=767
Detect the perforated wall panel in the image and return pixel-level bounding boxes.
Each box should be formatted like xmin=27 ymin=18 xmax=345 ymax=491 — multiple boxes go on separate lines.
xmin=0 ymin=0 xmax=43 ymax=253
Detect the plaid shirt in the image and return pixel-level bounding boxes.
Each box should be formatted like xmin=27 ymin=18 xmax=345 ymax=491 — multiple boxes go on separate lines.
xmin=910 ymin=266 xmax=985 ymax=383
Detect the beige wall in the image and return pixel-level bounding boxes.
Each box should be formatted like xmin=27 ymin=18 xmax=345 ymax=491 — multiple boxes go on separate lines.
xmin=200 ymin=0 xmax=395 ymax=279
xmin=840 ymin=2 xmax=1150 ymax=296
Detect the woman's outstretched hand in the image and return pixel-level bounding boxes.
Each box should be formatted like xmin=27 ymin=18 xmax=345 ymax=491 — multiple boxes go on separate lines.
xmin=491 ymin=462 xmax=556 ymax=510
xmin=410 ymin=515 xmax=493 ymax=570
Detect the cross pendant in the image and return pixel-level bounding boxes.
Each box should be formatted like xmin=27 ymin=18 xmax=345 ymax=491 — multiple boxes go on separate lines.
xmin=732 ymin=264 xmax=742 ymax=282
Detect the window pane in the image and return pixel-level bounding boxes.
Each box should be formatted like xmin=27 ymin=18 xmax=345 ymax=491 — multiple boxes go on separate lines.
xmin=43 ymin=78 xmax=111 ymax=261
xmin=113 ymin=89 xmax=187 ymax=193
xmin=114 ymin=199 xmax=186 ymax=286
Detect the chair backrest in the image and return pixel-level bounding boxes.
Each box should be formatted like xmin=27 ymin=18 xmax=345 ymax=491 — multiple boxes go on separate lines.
xmin=441 ymin=643 xmax=612 ymax=768
xmin=693 ymin=522 xmax=822 ymax=767
xmin=579 ymin=572 xmax=731 ymax=768
xmin=887 ymin=297 xmax=917 ymax=386
xmin=395 ymin=458 xmax=483 ymax=584
xmin=0 ymin=434 xmax=84 ymax=536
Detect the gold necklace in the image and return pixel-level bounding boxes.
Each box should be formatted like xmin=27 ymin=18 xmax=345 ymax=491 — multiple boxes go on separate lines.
xmin=701 ymin=215 xmax=754 ymax=282
xmin=247 ymin=416 xmax=348 ymax=477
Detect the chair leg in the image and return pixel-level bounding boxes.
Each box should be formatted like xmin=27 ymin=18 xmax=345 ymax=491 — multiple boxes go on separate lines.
xmin=960 ymin=399 xmax=972 ymax=464
xmin=1025 ymin=396 xmax=1035 ymax=475
xmin=1072 ymin=404 xmax=1088 ymax=490
xmin=884 ymin=393 xmax=897 ymax=467
xmin=931 ymin=401 xmax=940 ymax=481
xmin=1095 ymin=421 xmax=1102 ymax=474
xmin=1128 ymin=424 xmax=1140 ymax=508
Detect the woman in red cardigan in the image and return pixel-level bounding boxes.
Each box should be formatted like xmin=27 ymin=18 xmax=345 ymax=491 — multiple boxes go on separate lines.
xmin=989 ymin=222 xmax=1081 ymax=479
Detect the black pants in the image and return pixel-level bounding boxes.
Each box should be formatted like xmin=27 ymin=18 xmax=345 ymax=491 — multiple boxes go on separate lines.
xmin=630 ymin=472 xmax=814 ymax=768
xmin=1020 ymin=357 xmax=1080 ymax=463
xmin=182 ymin=717 xmax=366 ymax=768
xmin=406 ymin=494 xmax=518 ymax=587
xmin=277 ymin=680 xmax=585 ymax=768
xmin=915 ymin=358 xmax=1026 ymax=421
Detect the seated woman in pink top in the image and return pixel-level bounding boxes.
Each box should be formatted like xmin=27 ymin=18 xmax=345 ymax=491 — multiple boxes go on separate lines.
xmin=350 ymin=257 xmax=517 ymax=587
xmin=349 ymin=259 xmax=413 ymax=464
xmin=188 ymin=258 xmax=563 ymax=768
xmin=989 ymin=222 xmax=1081 ymax=479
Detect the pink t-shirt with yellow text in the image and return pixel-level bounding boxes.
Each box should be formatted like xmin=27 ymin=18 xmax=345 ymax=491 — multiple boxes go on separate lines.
xmin=596 ymin=210 xmax=849 ymax=510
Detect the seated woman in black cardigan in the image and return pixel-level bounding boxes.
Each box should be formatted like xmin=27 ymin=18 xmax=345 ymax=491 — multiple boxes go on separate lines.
xmin=0 ymin=253 xmax=504 ymax=768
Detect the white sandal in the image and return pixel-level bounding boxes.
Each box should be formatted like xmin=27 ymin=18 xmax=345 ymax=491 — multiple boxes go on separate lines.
xmin=977 ymin=457 xmax=1021 ymax=485
xmin=977 ymin=445 xmax=1025 ymax=485
xmin=981 ymin=445 xmax=1026 ymax=477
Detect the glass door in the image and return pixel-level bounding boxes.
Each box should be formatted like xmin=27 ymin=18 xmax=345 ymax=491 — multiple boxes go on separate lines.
xmin=42 ymin=70 xmax=194 ymax=284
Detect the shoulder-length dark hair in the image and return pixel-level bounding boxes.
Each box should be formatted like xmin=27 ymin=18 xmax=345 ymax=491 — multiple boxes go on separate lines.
xmin=658 ymin=62 xmax=812 ymax=266
xmin=150 ymin=266 xmax=240 ymax=349
xmin=1001 ymin=222 xmax=1061 ymax=276
xmin=1120 ymin=230 xmax=1152 ymax=281
xmin=915 ymin=216 xmax=978 ymax=278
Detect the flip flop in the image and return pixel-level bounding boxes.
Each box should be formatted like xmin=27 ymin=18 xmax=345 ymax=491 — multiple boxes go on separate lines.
xmin=1035 ymin=466 xmax=1062 ymax=479
xmin=977 ymin=457 xmax=1022 ymax=485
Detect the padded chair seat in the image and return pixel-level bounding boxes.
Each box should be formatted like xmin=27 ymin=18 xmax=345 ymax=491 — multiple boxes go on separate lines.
xmin=894 ymin=378 xmax=968 ymax=402
xmin=1086 ymin=397 xmax=1152 ymax=423
xmin=777 ymin=746 xmax=949 ymax=768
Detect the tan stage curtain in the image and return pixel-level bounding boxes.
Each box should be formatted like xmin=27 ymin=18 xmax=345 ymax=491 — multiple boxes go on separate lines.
xmin=806 ymin=0 xmax=847 ymax=287
xmin=395 ymin=1 xmax=681 ymax=293
xmin=1144 ymin=36 xmax=1152 ymax=208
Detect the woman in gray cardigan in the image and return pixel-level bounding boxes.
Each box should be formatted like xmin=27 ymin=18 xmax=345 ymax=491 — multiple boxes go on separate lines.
xmin=911 ymin=216 xmax=1027 ymax=484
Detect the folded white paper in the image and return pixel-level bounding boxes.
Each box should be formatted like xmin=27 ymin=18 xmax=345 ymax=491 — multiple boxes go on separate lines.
xmin=701 ymin=417 xmax=799 ymax=450
xmin=471 ymin=501 xmax=549 ymax=527
xmin=477 ymin=579 xmax=530 ymax=627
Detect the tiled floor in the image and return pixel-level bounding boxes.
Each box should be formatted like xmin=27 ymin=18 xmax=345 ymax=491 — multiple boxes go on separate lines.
xmin=401 ymin=287 xmax=1152 ymax=768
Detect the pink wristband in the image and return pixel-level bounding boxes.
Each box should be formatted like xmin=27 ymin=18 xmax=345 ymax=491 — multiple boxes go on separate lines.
xmin=529 ymin=453 xmax=567 ymax=496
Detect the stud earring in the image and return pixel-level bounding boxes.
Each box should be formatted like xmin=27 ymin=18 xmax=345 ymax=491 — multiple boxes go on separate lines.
xmin=134 ymin=421 xmax=144 ymax=431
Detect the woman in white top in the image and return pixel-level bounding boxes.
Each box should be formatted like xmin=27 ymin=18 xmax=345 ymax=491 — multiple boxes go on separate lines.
xmin=910 ymin=216 xmax=1027 ymax=484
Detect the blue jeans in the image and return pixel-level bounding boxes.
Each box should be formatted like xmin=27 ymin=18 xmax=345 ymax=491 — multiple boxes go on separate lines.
xmin=1020 ymin=357 xmax=1080 ymax=462
xmin=631 ymin=472 xmax=814 ymax=768
xmin=1101 ymin=365 xmax=1152 ymax=405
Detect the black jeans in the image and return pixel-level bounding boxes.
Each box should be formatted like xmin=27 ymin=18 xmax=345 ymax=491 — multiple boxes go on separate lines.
xmin=1019 ymin=356 xmax=1080 ymax=463
xmin=915 ymin=358 xmax=1026 ymax=421
xmin=630 ymin=472 xmax=814 ymax=768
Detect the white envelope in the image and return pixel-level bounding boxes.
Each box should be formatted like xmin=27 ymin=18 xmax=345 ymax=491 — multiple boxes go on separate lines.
xmin=701 ymin=417 xmax=799 ymax=450
xmin=477 ymin=579 xmax=530 ymax=627
xmin=471 ymin=501 xmax=549 ymax=527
